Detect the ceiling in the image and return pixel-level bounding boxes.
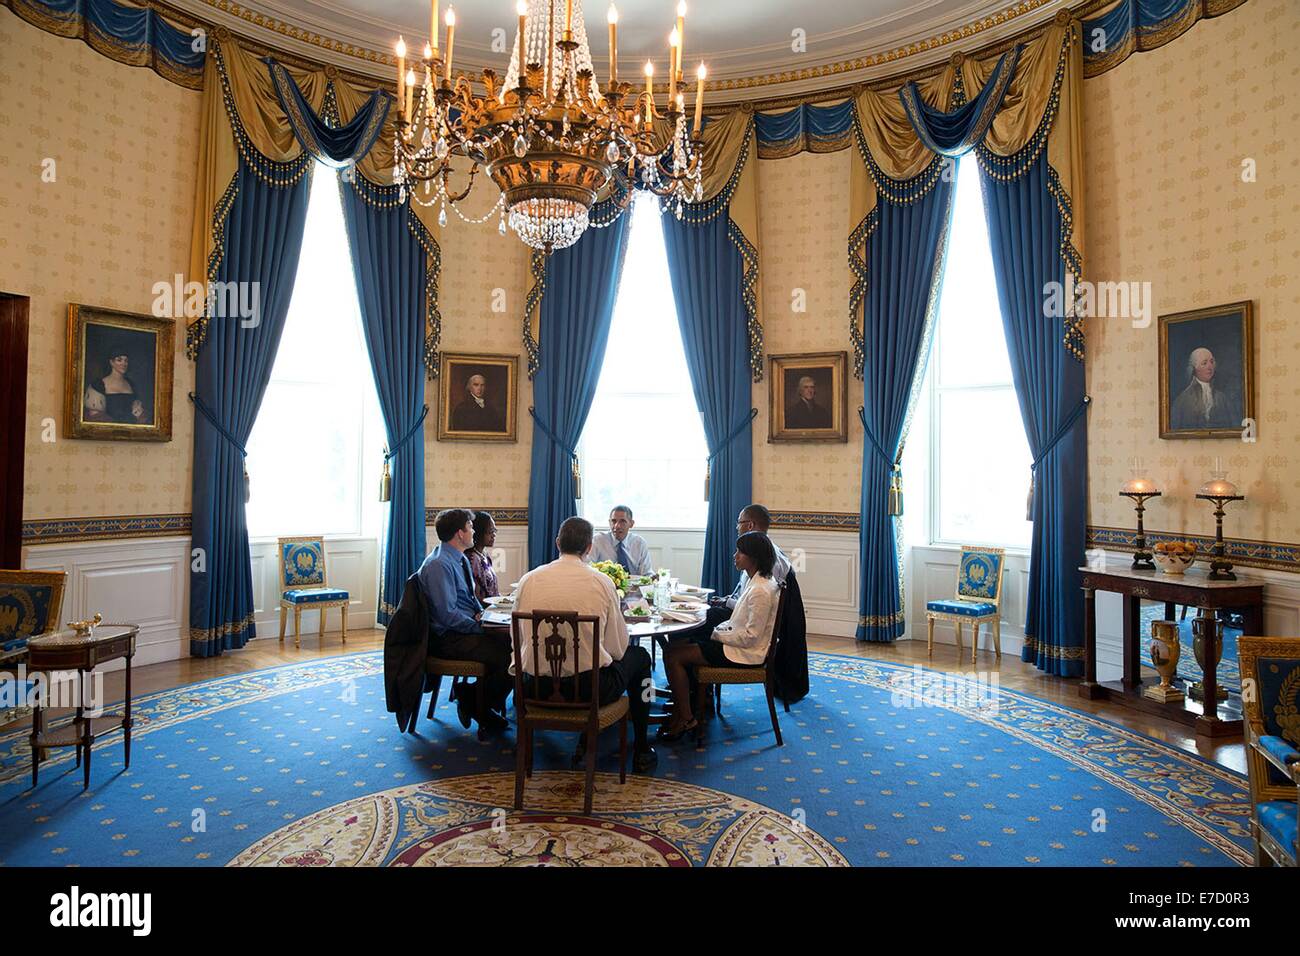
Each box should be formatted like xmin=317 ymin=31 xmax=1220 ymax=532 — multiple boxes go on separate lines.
xmin=175 ymin=0 xmax=1071 ymax=101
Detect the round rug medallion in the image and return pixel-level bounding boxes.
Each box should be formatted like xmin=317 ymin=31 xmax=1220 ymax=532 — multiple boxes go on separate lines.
xmin=228 ymin=771 xmax=850 ymax=867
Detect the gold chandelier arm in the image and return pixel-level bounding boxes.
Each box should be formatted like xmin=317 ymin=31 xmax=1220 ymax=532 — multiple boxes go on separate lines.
xmin=441 ymin=162 xmax=479 ymax=203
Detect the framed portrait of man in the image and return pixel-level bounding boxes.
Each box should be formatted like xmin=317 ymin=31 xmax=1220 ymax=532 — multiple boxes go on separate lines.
xmin=437 ymin=352 xmax=518 ymax=442
xmin=64 ymin=304 xmax=174 ymax=442
xmin=768 ymin=351 xmax=848 ymax=443
xmin=1158 ymin=301 xmax=1254 ymax=440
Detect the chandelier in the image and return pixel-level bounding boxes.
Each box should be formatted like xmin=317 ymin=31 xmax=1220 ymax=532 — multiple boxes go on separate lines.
xmin=392 ymin=0 xmax=706 ymax=251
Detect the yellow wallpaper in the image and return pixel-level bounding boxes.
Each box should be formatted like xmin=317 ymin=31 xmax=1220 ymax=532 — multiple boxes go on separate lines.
xmin=423 ymin=168 xmax=532 ymax=509
xmin=1082 ymin=0 xmax=1300 ymax=546
xmin=0 ymin=17 xmax=199 ymax=520
xmin=753 ymin=147 xmax=863 ymax=515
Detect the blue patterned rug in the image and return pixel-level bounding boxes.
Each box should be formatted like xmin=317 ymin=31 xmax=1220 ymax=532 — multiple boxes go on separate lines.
xmin=1138 ymin=604 xmax=1241 ymax=694
xmin=0 ymin=651 xmax=1252 ymax=867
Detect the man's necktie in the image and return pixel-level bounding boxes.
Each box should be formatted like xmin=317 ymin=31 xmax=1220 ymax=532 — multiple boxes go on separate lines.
xmin=615 ymin=539 xmax=632 ymax=574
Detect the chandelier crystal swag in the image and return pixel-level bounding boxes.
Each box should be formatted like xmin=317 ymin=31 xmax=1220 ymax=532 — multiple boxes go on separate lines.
xmin=393 ymin=0 xmax=707 ymax=251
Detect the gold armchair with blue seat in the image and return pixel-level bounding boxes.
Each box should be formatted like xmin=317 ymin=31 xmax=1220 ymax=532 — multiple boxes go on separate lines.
xmin=277 ymin=537 xmax=349 ymax=649
xmin=926 ymin=546 xmax=1005 ymax=664
xmin=1237 ymin=636 xmax=1300 ymax=866
xmin=0 ymin=570 xmax=67 ymax=728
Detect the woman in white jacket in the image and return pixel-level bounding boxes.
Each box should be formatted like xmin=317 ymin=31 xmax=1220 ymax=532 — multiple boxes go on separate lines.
xmin=657 ymin=532 xmax=780 ymax=741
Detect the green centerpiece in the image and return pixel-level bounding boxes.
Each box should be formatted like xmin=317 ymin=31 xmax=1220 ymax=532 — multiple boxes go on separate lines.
xmin=591 ymin=560 xmax=630 ymax=597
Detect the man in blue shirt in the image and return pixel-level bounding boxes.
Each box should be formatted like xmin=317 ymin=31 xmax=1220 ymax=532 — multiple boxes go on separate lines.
xmin=418 ymin=509 xmax=511 ymax=734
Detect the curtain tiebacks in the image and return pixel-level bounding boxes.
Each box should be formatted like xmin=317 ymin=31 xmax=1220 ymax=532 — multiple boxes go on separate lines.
xmin=704 ymin=408 xmax=758 ymax=501
xmin=379 ymin=405 xmax=428 ymax=502
xmin=190 ymin=392 xmax=251 ymax=503
xmin=1027 ymin=395 xmax=1092 ymax=518
xmin=858 ymin=406 xmax=905 ymax=517
xmin=529 ymin=407 xmax=583 ymax=500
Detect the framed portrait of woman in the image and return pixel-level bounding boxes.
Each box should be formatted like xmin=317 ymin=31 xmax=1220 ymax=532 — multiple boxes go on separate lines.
xmin=1158 ymin=301 xmax=1254 ymax=440
xmin=64 ymin=304 xmax=174 ymax=442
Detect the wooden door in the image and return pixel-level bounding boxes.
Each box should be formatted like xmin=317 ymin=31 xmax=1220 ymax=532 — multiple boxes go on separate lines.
xmin=0 ymin=294 xmax=29 ymax=568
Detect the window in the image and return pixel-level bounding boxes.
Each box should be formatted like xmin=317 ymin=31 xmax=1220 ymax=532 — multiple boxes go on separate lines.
xmin=578 ymin=194 xmax=709 ymax=529
xmin=904 ymin=159 xmax=1033 ymax=550
xmin=245 ymin=166 xmax=387 ymax=540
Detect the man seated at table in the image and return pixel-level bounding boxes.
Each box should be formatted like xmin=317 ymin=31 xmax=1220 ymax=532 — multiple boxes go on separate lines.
xmin=514 ymin=516 xmax=658 ymax=773
xmin=587 ymin=504 xmax=654 ymax=576
xmin=418 ymin=508 xmax=510 ymax=735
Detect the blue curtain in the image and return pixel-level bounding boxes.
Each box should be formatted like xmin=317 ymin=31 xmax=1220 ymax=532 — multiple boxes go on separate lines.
xmin=661 ymin=211 xmax=755 ymax=594
xmin=979 ymin=151 xmax=1087 ymax=676
xmin=900 ymin=50 xmax=1018 ymax=156
xmin=266 ymin=61 xmax=391 ymax=166
xmin=190 ymin=160 xmax=311 ymax=657
xmin=754 ymin=101 xmax=855 ymax=158
xmin=856 ymin=170 xmax=954 ymax=642
xmin=339 ymin=180 xmax=429 ymax=626
xmin=526 ymin=215 xmax=634 ymax=570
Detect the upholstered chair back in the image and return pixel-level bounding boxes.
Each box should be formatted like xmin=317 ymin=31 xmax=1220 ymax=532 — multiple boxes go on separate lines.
xmin=1239 ymin=638 xmax=1300 ymax=777
xmin=278 ymin=538 xmax=328 ymax=590
xmin=0 ymin=570 xmax=68 ymax=655
xmin=956 ymin=547 xmax=1005 ymax=606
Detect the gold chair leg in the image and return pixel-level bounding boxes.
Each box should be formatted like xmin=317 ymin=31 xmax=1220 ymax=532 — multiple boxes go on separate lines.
xmin=318 ymin=606 xmax=325 ymax=639
xmin=279 ymin=605 xmax=287 ymax=643
xmin=341 ymin=603 xmax=348 ymax=643
xmin=294 ymin=607 xmax=302 ymax=649
xmin=993 ymin=618 xmax=1001 ymax=660
xmin=927 ymin=616 xmax=935 ymax=659
xmin=954 ymin=622 xmax=963 ymax=664
xmin=971 ymin=621 xmax=980 ymax=663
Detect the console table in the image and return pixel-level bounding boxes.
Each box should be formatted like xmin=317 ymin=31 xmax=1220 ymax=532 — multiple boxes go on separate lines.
xmin=27 ymin=623 xmax=137 ymax=790
xmin=1078 ymin=565 xmax=1262 ymax=738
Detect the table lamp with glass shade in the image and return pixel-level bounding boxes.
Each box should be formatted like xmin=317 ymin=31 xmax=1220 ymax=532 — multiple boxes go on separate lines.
xmin=1195 ymin=464 xmax=1244 ymax=580
xmin=1119 ymin=474 xmax=1161 ymax=569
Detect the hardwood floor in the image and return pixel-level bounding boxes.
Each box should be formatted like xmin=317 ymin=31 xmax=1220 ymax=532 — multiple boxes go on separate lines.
xmin=8 ymin=628 xmax=1244 ymax=775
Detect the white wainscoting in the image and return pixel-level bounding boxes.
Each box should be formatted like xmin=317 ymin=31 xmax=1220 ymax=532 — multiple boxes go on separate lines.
xmin=22 ymin=537 xmax=191 ymax=670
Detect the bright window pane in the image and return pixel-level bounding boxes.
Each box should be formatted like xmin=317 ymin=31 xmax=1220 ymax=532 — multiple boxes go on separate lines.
xmin=931 ymin=160 xmax=1032 ymax=550
xmin=579 ymin=195 xmax=709 ymax=529
xmin=245 ymin=166 xmax=386 ymax=540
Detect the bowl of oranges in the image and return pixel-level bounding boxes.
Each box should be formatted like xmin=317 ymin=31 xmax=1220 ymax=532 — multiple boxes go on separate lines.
xmin=1153 ymin=541 xmax=1196 ymax=574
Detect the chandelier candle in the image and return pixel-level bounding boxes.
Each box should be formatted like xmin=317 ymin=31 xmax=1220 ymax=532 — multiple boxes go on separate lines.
xmin=396 ymin=37 xmax=406 ymax=119
xmin=444 ymin=8 xmax=456 ymax=82
xmin=677 ymin=2 xmax=686 ymax=78
xmin=694 ymin=62 xmax=705 ymax=134
xmin=607 ymin=4 xmax=618 ymax=88
xmin=668 ymin=29 xmax=679 ymax=102
xmin=644 ymin=61 xmax=654 ymax=122
xmin=431 ymin=0 xmax=439 ymax=53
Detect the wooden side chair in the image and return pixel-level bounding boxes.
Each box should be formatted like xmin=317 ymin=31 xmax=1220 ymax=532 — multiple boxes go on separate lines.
xmin=926 ymin=546 xmax=1005 ymax=664
xmin=1238 ymin=636 xmax=1300 ymax=866
xmin=693 ymin=583 xmax=788 ymax=749
xmin=423 ymin=656 xmax=489 ymax=737
xmin=0 ymin=570 xmax=67 ymax=729
xmin=510 ymin=610 xmax=629 ymax=814
xmin=276 ymin=536 xmax=349 ymax=649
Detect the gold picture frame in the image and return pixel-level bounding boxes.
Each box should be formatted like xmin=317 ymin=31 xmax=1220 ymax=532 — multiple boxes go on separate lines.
xmin=64 ymin=304 xmax=174 ymax=442
xmin=1158 ymin=301 xmax=1254 ymax=440
xmin=768 ymin=351 xmax=848 ymax=443
xmin=437 ymin=352 xmax=519 ymax=443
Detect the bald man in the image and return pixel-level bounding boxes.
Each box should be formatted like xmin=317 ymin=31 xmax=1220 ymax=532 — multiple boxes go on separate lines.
xmin=451 ymin=372 xmax=505 ymax=433
xmin=1170 ymin=347 xmax=1241 ymax=430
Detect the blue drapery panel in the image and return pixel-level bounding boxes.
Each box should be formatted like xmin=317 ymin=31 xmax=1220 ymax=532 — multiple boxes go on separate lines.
xmin=900 ymin=50 xmax=1019 ymax=157
xmin=856 ymin=174 xmax=954 ymax=641
xmin=339 ymin=179 xmax=428 ymax=626
xmin=754 ymin=101 xmax=855 ymax=159
xmin=660 ymin=210 xmax=755 ymax=595
xmin=525 ymin=214 xmax=634 ymax=570
xmin=5 ymin=0 xmax=205 ymax=87
xmin=1082 ymin=0 xmax=1248 ymax=77
xmin=266 ymin=60 xmax=392 ymax=167
xmin=190 ymin=160 xmax=311 ymax=657
xmin=979 ymin=151 xmax=1087 ymax=676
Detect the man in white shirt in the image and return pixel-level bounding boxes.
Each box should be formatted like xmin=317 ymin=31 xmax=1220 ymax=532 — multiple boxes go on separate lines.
xmin=514 ymin=516 xmax=658 ymax=773
xmin=587 ymin=504 xmax=654 ymax=575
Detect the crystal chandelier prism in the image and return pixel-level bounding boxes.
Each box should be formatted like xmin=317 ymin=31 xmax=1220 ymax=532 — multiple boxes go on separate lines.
xmin=392 ymin=0 xmax=706 ymax=252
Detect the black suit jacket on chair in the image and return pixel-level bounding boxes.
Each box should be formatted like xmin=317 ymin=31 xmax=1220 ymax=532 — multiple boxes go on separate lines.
xmin=774 ymin=569 xmax=809 ymax=704
xmin=384 ymin=573 xmax=432 ymax=733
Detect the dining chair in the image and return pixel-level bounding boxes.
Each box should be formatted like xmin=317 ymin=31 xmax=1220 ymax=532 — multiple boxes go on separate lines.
xmin=1237 ymin=636 xmax=1299 ymax=866
xmin=0 ymin=569 xmax=67 ymax=730
xmin=692 ymin=582 xmax=788 ymax=749
xmin=424 ymin=655 xmax=489 ymax=736
xmin=510 ymin=609 xmax=629 ymax=814
xmin=926 ymin=546 xmax=1005 ymax=663
xmin=276 ymin=536 xmax=350 ymax=648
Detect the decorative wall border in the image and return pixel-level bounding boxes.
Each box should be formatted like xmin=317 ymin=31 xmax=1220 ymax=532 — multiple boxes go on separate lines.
xmin=22 ymin=513 xmax=193 ymax=544
xmin=1087 ymin=525 xmax=1300 ymax=574
xmin=424 ymin=507 xmax=528 ymax=527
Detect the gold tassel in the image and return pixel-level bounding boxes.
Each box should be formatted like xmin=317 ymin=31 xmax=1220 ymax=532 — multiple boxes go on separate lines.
xmin=243 ymin=462 xmax=251 ymax=504
xmin=703 ymin=459 xmax=710 ymax=502
xmin=379 ymin=452 xmax=392 ymax=503
xmin=887 ymin=466 xmax=903 ymax=517
xmin=1025 ymin=468 xmax=1035 ymax=521
xmin=571 ymin=454 xmax=582 ymax=500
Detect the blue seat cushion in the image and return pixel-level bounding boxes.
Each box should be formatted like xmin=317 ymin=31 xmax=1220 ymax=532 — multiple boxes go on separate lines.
xmin=1 ymin=636 xmax=28 ymax=653
xmin=283 ymin=588 xmax=349 ymax=605
xmin=927 ymin=599 xmax=997 ymax=618
xmin=1257 ymin=801 xmax=1298 ymax=858
xmin=1259 ymin=735 xmax=1300 ymax=769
